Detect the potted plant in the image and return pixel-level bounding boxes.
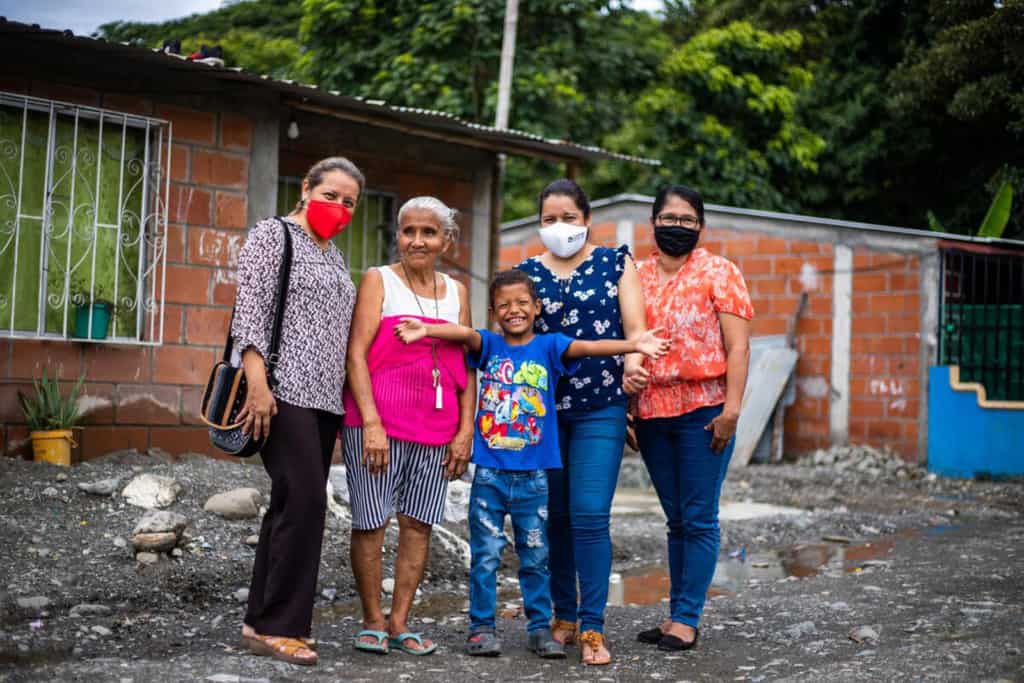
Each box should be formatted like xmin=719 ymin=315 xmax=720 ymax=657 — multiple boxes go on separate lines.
xmin=69 ymin=273 xmax=115 ymax=340
xmin=17 ymin=370 xmax=84 ymax=467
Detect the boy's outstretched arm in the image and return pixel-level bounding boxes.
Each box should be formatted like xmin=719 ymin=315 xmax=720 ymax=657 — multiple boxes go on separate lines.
xmin=564 ymin=327 xmax=670 ymax=361
xmin=394 ymin=317 xmax=484 ymax=353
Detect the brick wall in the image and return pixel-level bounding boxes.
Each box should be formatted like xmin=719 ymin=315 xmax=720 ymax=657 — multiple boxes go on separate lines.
xmin=1 ymin=82 xmax=493 ymax=462
xmin=0 ymin=81 xmax=254 ymax=460
xmin=499 ymin=220 xmax=922 ymax=459
xmin=849 ymin=252 xmax=921 ymax=457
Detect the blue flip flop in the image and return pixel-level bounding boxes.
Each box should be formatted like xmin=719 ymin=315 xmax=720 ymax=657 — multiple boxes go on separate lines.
xmin=353 ymin=629 xmax=390 ymax=655
xmin=388 ymin=632 xmax=437 ymax=656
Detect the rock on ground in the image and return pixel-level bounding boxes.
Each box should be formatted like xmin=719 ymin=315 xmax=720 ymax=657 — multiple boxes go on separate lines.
xmin=77 ymin=477 xmax=121 ymax=496
xmin=444 ymin=480 xmax=471 ymax=523
xmin=15 ymin=596 xmax=51 ymax=611
xmin=203 ymin=488 xmax=263 ymax=520
xmin=132 ymin=510 xmax=189 ymax=552
xmin=122 ymin=473 xmax=183 ymax=509
xmin=70 ymin=603 xmax=112 ymax=617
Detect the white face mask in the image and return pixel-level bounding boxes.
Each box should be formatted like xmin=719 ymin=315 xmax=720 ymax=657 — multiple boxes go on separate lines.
xmin=539 ymin=221 xmax=588 ymax=259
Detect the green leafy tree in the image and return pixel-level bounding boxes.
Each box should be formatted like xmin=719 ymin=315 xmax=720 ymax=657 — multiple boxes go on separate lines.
xmin=299 ymin=0 xmax=667 ymax=219
xmin=592 ymin=21 xmax=825 ymax=212
xmin=889 ymin=0 xmax=1024 ymax=238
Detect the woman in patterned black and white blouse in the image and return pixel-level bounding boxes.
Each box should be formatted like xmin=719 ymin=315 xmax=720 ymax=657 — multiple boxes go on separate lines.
xmin=233 ymin=156 xmax=363 ymax=666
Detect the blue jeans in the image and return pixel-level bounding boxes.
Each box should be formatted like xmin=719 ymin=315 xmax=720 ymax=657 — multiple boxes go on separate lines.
xmin=469 ymin=467 xmax=551 ymax=633
xmin=549 ymin=403 xmax=627 ymax=634
xmin=635 ymin=404 xmax=733 ymax=628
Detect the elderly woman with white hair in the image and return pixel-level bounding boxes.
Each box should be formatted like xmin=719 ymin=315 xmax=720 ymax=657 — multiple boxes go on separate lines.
xmin=343 ymin=196 xmax=474 ymax=656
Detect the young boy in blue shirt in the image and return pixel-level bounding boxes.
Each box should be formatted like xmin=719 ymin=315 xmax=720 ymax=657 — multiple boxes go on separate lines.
xmin=395 ymin=269 xmax=668 ymax=659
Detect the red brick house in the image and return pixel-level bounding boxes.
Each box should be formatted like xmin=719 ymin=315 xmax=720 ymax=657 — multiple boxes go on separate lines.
xmin=0 ymin=19 xmax=650 ymax=460
xmin=501 ymin=194 xmax=1024 ymax=462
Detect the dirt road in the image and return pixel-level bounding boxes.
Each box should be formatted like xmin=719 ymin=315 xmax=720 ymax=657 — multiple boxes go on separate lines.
xmin=1 ymin=451 xmax=1021 ymax=681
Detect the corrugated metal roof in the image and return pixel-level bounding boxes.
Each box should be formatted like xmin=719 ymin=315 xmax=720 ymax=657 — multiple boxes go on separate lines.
xmin=0 ymin=17 xmax=659 ymax=166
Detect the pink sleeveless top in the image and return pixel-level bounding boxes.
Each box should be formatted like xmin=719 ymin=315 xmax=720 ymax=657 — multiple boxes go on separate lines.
xmin=343 ymin=315 xmax=469 ymax=446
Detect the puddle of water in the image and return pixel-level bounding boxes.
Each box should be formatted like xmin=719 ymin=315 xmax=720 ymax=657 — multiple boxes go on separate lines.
xmin=315 ymin=527 xmax=929 ymax=621
xmin=606 ymin=534 xmax=901 ymax=607
xmin=718 ymin=502 xmax=806 ymax=521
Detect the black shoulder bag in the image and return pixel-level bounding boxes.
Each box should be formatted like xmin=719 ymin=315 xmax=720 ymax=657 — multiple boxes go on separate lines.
xmin=199 ymin=218 xmax=293 ymax=457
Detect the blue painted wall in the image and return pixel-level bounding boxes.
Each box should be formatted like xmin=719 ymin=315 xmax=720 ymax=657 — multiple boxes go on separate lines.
xmin=928 ymin=366 xmax=1024 ymax=478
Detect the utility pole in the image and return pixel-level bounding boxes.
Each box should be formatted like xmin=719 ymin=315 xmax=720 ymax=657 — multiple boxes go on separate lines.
xmin=495 ymin=0 xmax=519 ymax=132
xmin=489 ymin=0 xmax=519 ymax=286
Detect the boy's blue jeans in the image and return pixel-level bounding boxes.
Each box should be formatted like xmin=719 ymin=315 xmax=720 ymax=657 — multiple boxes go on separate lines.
xmin=468 ymin=466 xmax=552 ymax=634
xmin=635 ymin=404 xmax=734 ymax=629
xmin=549 ymin=402 xmax=627 ymax=634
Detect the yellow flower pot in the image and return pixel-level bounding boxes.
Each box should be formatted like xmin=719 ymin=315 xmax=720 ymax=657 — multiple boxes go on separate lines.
xmin=30 ymin=429 xmax=77 ymax=467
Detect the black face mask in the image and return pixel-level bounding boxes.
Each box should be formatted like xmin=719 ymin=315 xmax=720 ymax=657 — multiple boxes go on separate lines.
xmin=654 ymin=225 xmax=700 ymax=257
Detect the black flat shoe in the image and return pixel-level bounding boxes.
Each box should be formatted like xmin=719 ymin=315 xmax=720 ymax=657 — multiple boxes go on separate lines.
xmin=637 ymin=627 xmax=663 ymax=644
xmin=657 ymin=628 xmax=699 ymax=652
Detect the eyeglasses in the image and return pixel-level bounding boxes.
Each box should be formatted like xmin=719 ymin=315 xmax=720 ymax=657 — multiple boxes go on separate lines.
xmin=654 ymin=214 xmax=700 ymax=229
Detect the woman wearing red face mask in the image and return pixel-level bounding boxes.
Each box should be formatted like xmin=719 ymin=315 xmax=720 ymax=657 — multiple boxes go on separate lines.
xmin=233 ymin=156 xmax=364 ymax=666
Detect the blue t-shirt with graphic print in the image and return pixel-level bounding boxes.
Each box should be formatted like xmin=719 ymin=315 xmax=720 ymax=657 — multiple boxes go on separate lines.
xmin=516 ymin=245 xmax=630 ymax=416
xmin=467 ymin=330 xmax=578 ymax=471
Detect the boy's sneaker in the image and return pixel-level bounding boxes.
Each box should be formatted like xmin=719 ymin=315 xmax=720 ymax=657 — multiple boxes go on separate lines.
xmin=161 ymin=39 xmax=181 ymax=55
xmin=466 ymin=631 xmax=501 ymax=657
xmin=189 ymin=44 xmax=224 ymax=67
xmin=527 ymin=628 xmax=567 ymax=659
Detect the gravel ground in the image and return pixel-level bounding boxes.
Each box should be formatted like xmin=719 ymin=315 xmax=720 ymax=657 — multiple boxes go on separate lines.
xmin=1 ymin=448 xmax=1022 ymax=682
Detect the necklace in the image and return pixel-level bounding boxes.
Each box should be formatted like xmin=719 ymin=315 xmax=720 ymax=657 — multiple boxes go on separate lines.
xmin=399 ymin=262 xmax=443 ymax=410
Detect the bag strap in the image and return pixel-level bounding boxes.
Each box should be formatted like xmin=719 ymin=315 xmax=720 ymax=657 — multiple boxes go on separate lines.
xmin=221 ymin=217 xmax=294 ymax=386
xmin=264 ymin=218 xmax=293 ymax=386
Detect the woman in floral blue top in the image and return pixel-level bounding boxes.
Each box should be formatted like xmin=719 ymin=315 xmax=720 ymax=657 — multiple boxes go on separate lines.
xmin=516 ymin=179 xmax=650 ymax=665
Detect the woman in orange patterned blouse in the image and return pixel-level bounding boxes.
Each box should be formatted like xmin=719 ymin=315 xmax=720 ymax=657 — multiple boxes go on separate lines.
xmin=632 ymin=184 xmax=753 ymax=653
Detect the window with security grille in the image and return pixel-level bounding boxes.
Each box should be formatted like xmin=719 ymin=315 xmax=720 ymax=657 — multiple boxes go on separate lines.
xmin=0 ymin=92 xmax=170 ymax=344
xmin=939 ymin=247 xmax=1024 ymax=401
xmin=276 ymin=176 xmax=394 ymax=283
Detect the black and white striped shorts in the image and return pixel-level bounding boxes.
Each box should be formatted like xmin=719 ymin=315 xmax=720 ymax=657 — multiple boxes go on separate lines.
xmin=342 ymin=426 xmax=449 ymax=530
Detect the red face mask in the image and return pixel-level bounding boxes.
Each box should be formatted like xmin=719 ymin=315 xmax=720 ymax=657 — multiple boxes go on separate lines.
xmin=306 ymin=199 xmax=353 ymax=240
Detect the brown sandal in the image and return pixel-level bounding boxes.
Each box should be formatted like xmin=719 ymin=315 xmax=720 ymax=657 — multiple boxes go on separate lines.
xmin=579 ymin=630 xmax=611 ymax=666
xmin=242 ymin=625 xmax=315 ymax=650
xmin=551 ymin=619 xmax=578 ymax=646
xmin=243 ymin=633 xmax=318 ymax=665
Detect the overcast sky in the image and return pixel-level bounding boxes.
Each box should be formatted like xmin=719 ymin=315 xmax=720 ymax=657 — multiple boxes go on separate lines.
xmin=0 ymin=0 xmax=664 ymax=37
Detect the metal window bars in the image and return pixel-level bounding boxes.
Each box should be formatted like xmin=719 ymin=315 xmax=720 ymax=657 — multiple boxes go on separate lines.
xmin=0 ymin=91 xmax=170 ymax=345
xmin=939 ymin=246 xmax=1024 ymax=401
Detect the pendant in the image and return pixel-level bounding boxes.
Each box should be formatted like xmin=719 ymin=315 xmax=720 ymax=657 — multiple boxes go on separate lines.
xmin=432 ymin=367 xmax=442 ymax=410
